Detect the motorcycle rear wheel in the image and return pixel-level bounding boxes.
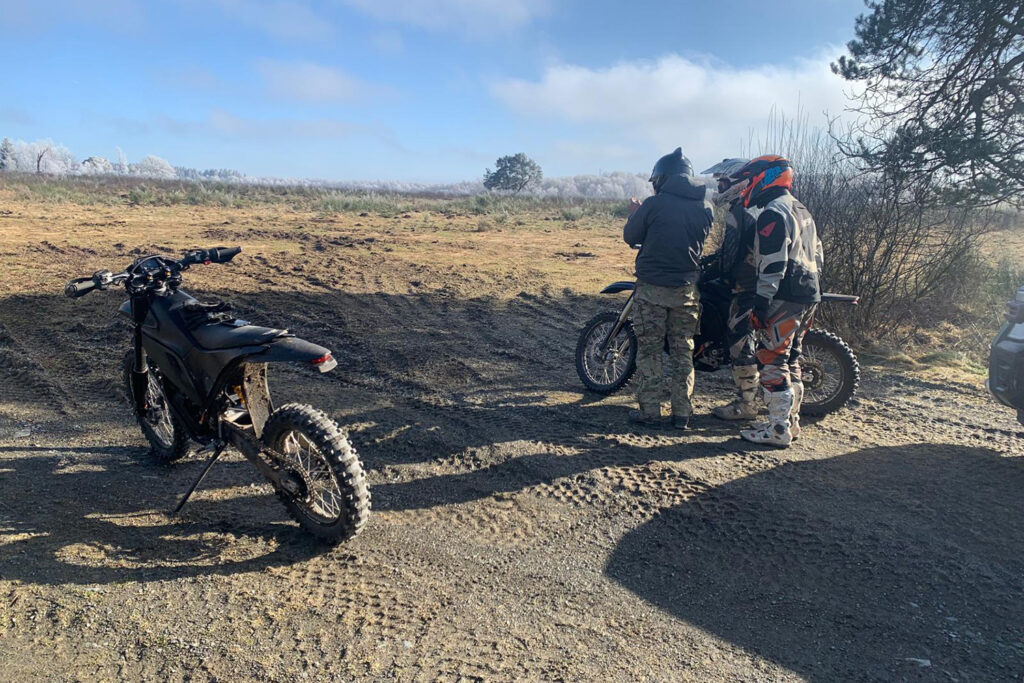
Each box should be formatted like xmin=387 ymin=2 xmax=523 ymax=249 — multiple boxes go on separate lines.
xmin=575 ymin=311 xmax=637 ymax=394
xmin=262 ymin=403 xmax=370 ymax=544
xmin=799 ymin=329 xmax=860 ymax=416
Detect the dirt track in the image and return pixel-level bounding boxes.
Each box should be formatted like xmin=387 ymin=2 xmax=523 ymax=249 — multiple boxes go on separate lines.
xmin=0 ymin=199 xmax=1022 ymax=681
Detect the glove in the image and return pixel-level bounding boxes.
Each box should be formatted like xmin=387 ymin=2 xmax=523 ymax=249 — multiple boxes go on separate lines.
xmin=699 ymin=252 xmax=721 ymax=280
xmin=751 ymin=296 xmax=771 ymax=330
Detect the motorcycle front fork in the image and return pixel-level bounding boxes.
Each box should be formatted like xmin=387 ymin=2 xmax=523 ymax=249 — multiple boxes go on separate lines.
xmin=600 ymin=293 xmax=634 ymax=352
xmin=130 ymin=325 xmax=149 ymax=411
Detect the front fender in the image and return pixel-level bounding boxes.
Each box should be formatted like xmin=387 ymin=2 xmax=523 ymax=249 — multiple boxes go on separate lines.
xmin=601 ymin=281 xmax=636 ymax=294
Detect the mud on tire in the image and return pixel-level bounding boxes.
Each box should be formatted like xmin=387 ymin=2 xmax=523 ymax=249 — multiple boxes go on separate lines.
xmin=575 ymin=311 xmax=638 ymax=395
xmin=800 ymin=329 xmax=860 ymax=416
xmin=262 ymin=403 xmax=371 ymax=544
xmin=122 ymin=349 xmax=190 ymax=463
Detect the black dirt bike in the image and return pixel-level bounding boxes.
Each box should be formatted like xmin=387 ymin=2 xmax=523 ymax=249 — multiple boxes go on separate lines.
xmin=575 ymin=277 xmax=860 ymax=416
xmin=65 ymin=246 xmax=370 ymax=544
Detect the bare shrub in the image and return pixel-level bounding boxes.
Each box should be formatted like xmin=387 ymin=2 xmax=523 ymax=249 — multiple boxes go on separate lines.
xmin=745 ymin=110 xmax=994 ymax=345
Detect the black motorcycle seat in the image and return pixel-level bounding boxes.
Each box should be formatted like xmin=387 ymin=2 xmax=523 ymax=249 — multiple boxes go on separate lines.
xmin=191 ymin=322 xmax=288 ymax=350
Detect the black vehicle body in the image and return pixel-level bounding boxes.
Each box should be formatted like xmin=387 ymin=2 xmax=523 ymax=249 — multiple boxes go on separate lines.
xmin=65 ymin=247 xmax=368 ymax=544
xmin=116 ymin=288 xmax=333 ymax=440
xmin=988 ymin=286 xmax=1024 ymax=425
xmin=575 ymin=277 xmax=861 ymax=416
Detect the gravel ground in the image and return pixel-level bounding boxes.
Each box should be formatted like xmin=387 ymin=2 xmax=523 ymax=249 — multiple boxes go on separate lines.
xmin=0 ymin=200 xmax=1021 ymax=681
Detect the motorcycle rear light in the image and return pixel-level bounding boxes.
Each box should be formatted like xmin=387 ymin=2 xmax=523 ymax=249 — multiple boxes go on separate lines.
xmin=312 ymin=353 xmax=337 ymax=373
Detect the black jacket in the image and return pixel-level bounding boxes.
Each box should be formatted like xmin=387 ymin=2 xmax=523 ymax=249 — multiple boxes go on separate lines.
xmin=623 ymin=175 xmax=713 ymax=287
xmin=720 ymin=200 xmax=758 ymax=293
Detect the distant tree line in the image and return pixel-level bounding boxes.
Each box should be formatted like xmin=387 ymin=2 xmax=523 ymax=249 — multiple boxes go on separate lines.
xmin=0 ymin=136 xmax=661 ymax=199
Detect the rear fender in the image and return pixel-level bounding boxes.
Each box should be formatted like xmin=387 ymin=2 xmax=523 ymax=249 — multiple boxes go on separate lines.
xmin=202 ymin=338 xmax=335 ymax=429
xmin=601 ymin=281 xmax=636 ymax=294
xmin=256 ymin=336 xmax=337 ymax=373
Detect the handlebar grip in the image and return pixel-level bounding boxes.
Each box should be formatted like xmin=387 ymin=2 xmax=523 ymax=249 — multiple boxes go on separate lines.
xmin=64 ymin=277 xmax=97 ymax=299
xmin=209 ymin=246 xmax=241 ymax=263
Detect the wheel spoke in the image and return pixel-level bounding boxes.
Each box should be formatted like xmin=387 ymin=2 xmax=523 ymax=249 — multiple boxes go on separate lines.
xmin=279 ymin=427 xmax=343 ymax=522
xmin=582 ymin=321 xmax=632 ymax=390
xmin=801 ymin=347 xmax=842 ymax=405
xmin=143 ymin=371 xmax=175 ymax=448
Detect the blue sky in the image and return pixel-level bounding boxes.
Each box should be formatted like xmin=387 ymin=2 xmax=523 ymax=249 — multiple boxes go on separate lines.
xmin=0 ymin=0 xmax=866 ymax=182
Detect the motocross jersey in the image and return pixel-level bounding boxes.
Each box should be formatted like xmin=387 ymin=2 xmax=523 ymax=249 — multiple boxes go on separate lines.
xmin=753 ymin=190 xmax=822 ymax=304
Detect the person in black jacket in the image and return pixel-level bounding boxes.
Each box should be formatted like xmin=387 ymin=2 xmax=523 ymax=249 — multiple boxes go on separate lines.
xmin=622 ymin=147 xmax=713 ymax=429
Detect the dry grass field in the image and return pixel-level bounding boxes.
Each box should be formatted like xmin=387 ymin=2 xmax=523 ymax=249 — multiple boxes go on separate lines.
xmin=0 ymin=180 xmax=1022 ymax=681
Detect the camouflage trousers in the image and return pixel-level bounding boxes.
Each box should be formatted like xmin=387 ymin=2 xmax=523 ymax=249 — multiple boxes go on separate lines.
xmin=755 ymin=300 xmax=817 ymax=392
xmin=633 ymin=282 xmax=700 ymax=417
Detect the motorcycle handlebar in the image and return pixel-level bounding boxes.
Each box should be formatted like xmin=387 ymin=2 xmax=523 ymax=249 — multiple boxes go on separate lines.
xmin=184 ymin=245 xmax=242 ymax=266
xmin=65 ymin=246 xmax=241 ymax=300
xmin=64 ymin=277 xmax=98 ymax=298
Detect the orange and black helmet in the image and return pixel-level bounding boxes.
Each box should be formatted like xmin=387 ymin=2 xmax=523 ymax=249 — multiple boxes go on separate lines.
xmin=729 ymin=155 xmax=794 ymax=207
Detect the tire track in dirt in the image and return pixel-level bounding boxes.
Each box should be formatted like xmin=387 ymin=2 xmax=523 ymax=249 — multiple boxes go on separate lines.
xmin=0 ymin=320 xmax=71 ymax=422
xmin=3 ymin=217 xmax=1022 ymax=681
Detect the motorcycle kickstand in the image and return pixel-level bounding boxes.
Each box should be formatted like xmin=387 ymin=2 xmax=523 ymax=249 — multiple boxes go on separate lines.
xmin=171 ymin=442 xmax=227 ymax=515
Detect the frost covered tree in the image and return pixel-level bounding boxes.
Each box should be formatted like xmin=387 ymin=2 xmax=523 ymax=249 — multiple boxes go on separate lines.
xmin=42 ymin=143 xmax=75 ymax=174
xmin=115 ymin=147 xmax=129 ymax=174
xmin=80 ymin=157 xmax=114 ymax=174
xmin=132 ymin=155 xmax=176 ymax=178
xmin=483 ymin=153 xmax=543 ymax=194
xmin=0 ymin=138 xmax=13 ymax=171
xmin=34 ymin=144 xmax=50 ymax=174
xmin=7 ymin=139 xmax=75 ymax=175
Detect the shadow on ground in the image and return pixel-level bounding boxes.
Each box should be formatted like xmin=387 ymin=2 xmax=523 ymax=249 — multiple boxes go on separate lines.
xmin=0 ymin=446 xmax=325 ymax=585
xmin=606 ymin=443 xmax=1024 ymax=681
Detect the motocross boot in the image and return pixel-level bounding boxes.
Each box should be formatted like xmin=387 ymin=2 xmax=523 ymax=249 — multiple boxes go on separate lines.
xmin=740 ymin=389 xmax=794 ymax=447
xmin=712 ymin=364 xmax=759 ymax=420
xmin=790 ymin=381 xmax=804 ymax=441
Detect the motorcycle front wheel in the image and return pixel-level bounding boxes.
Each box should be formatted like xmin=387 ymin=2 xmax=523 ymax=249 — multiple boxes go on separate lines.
xmin=799 ymin=329 xmax=860 ymax=416
xmin=262 ymin=403 xmax=371 ymax=544
xmin=122 ymin=349 xmax=190 ymax=463
xmin=575 ymin=311 xmax=637 ymax=394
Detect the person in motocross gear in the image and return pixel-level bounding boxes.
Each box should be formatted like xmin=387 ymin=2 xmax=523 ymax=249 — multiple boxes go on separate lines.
xmin=723 ymin=155 xmax=822 ymax=446
xmin=702 ymin=158 xmax=762 ymax=421
xmin=623 ymin=147 xmax=713 ymax=429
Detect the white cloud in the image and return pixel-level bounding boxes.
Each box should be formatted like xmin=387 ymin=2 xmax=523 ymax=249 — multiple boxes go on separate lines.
xmin=0 ymin=107 xmax=34 ymax=126
xmin=208 ymin=109 xmax=361 ymax=138
xmin=490 ymin=52 xmax=854 ymax=168
xmin=337 ymin=0 xmax=549 ymax=36
xmin=101 ymin=109 xmax=389 ymax=141
xmin=256 ymin=60 xmax=396 ymax=103
xmin=205 ymin=0 xmax=335 ymax=41
xmin=153 ymin=64 xmax=222 ymax=91
xmin=369 ymin=29 xmax=404 ymax=55
xmin=3 ymin=0 xmax=145 ymax=33
xmin=553 ymin=140 xmax=636 ymax=163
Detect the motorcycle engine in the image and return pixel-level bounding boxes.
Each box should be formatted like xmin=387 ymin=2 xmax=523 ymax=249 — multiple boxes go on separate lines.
xmin=694 ymin=346 xmax=726 ymax=372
